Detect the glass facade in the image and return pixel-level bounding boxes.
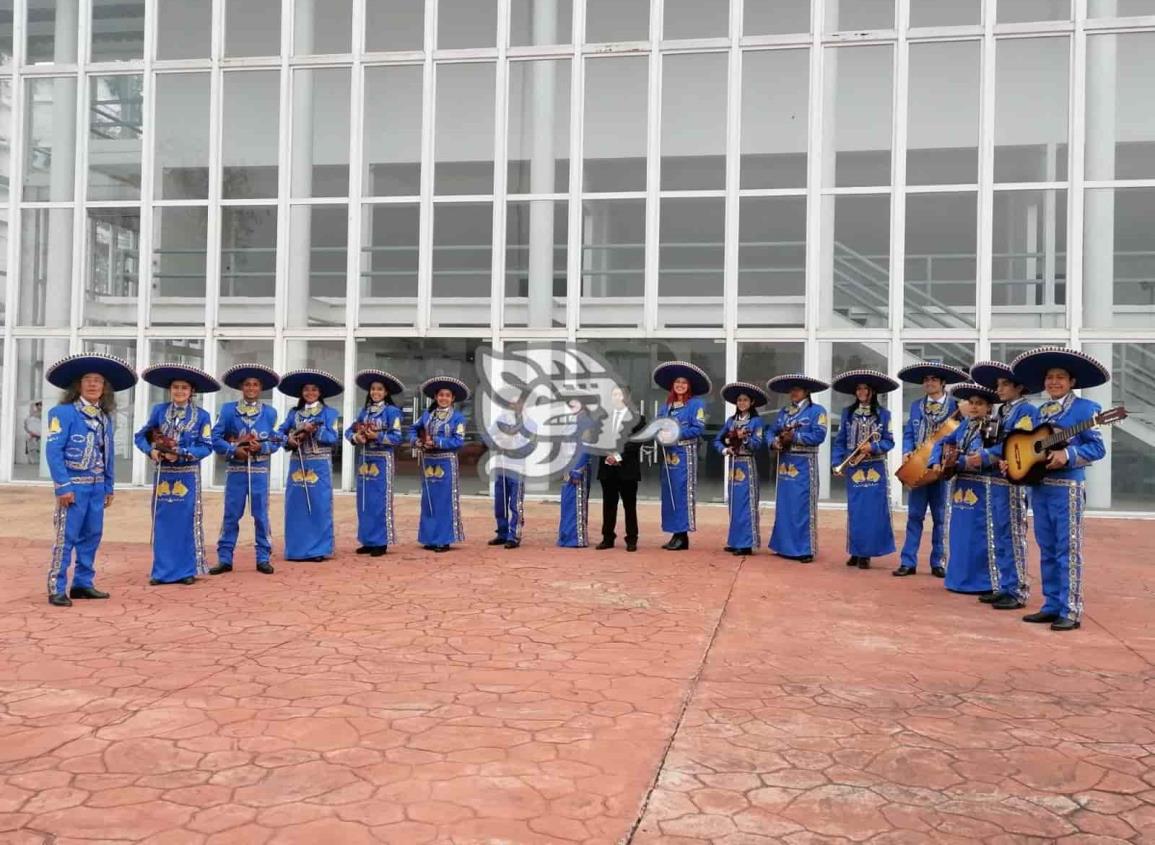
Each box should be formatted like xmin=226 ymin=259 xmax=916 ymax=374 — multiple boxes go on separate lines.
xmin=2 ymin=0 xmax=1154 ymax=514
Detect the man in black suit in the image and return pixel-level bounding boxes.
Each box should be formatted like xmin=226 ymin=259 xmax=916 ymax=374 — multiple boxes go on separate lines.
xmin=596 ymin=386 xmax=645 ymax=552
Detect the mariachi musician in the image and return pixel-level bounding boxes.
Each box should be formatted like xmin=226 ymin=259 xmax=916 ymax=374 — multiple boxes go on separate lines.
xmin=653 ymin=361 xmax=711 ymax=551
xmin=411 ymin=376 xmax=469 ymax=552
xmin=346 ymin=370 xmax=406 ymax=557
xmin=765 ymin=374 xmax=829 ymax=563
xmin=714 ymin=382 xmax=768 ymax=557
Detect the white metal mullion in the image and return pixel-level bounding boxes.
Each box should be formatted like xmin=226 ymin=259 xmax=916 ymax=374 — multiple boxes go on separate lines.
xmin=976 ymin=0 xmax=997 ymax=360
xmin=803 ymin=0 xmax=823 ymax=379
xmin=341 ymin=0 xmax=365 ymax=493
xmin=887 ymin=0 xmax=908 ymax=506
xmin=417 ymin=0 xmax=436 ymax=335
xmin=71 ymin=0 xmax=90 ymax=343
xmin=274 ymin=0 xmax=291 ymax=344
xmin=205 ymin=0 xmax=224 ymax=337
xmin=1068 ymin=1 xmax=1086 ymax=347
xmin=491 ymin=0 xmax=510 ymax=341
xmin=134 ymin=0 xmax=159 ymax=487
xmin=722 ymin=0 xmax=740 ymax=350
xmin=643 ymin=0 xmax=661 ymax=335
xmin=564 ymin=0 xmax=583 ymax=340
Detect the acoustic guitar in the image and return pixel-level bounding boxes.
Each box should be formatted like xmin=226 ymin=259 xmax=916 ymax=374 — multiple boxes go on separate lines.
xmin=1003 ymin=405 xmax=1128 ymax=485
xmin=896 ymin=410 xmax=962 ymax=489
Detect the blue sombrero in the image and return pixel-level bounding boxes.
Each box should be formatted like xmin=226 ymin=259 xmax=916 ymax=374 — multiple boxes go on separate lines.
xmin=766 ymin=373 xmax=830 ymax=396
xmin=897 ymin=362 xmax=969 ymax=386
xmin=1011 ymin=347 xmax=1110 ymax=394
xmin=356 ymin=369 xmax=406 ymax=396
xmin=721 ymin=381 xmax=769 ymax=408
xmin=951 ymin=382 xmax=998 ymax=404
xmin=421 ymin=376 xmax=470 ymax=403
xmin=831 ymin=369 xmax=900 ymax=395
xmin=46 ymin=353 xmax=138 ymax=392
xmin=278 ymin=369 xmax=344 ymax=399
xmin=653 ymin=361 xmax=712 ymax=396
xmin=221 ymin=363 xmax=280 ymax=392
xmin=142 ymin=364 xmax=221 ymax=394
xmin=968 ymin=360 xmax=1028 ymax=392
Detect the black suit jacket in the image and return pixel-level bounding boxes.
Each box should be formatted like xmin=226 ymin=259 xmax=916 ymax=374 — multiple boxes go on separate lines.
xmin=598 ymin=414 xmax=646 ymax=483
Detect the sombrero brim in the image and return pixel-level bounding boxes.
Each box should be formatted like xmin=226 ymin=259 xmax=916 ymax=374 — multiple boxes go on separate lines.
xmin=951 ymin=383 xmax=998 ymax=403
xmin=722 ymin=382 xmax=769 ymax=408
xmin=1011 ymin=348 xmax=1110 ymax=394
xmin=897 ymin=363 xmax=970 ymax=386
xmin=969 ymin=361 xmax=1021 ymax=392
xmin=142 ymin=365 xmax=221 ymax=393
xmin=222 ymin=364 xmax=280 ymax=391
xmin=653 ymin=362 xmax=712 ymax=396
xmin=831 ymin=370 xmax=900 ymax=395
xmin=356 ymin=370 xmax=406 ymax=396
xmin=46 ymin=354 xmax=138 ymax=392
xmin=766 ymin=374 xmax=829 ymax=395
xmin=278 ymin=370 xmax=344 ymax=399
xmin=421 ymin=377 xmax=470 ymax=402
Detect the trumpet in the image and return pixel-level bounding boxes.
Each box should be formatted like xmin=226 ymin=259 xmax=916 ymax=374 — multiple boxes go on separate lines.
xmin=834 ymin=430 xmax=881 ymax=476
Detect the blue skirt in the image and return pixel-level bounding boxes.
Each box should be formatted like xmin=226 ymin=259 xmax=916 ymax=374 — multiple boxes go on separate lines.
xmin=151 ymin=465 xmax=207 ymax=583
xmin=845 ymin=458 xmax=896 ymax=557
xmin=558 ymin=466 xmax=592 ymax=548
xmin=726 ymin=456 xmax=760 ymax=550
xmin=660 ymin=442 xmax=698 ymax=533
xmin=944 ymin=473 xmax=997 ymax=594
xmin=417 ymin=452 xmax=464 ymax=547
xmin=356 ymin=450 xmax=397 ymax=548
xmin=284 ymin=454 xmax=334 ymax=560
xmin=769 ymin=451 xmax=818 ymax=557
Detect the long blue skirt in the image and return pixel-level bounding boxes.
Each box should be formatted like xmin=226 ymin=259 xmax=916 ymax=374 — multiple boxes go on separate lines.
xmin=725 ymin=456 xmax=760 ymax=550
xmin=558 ymin=467 xmax=592 ymax=548
xmin=284 ymin=454 xmax=334 ymax=560
xmin=845 ymin=458 xmax=896 ymax=557
xmin=151 ymin=465 xmax=207 ymax=583
xmin=356 ymin=450 xmax=396 ymax=548
xmin=417 ymin=452 xmax=464 ymax=547
xmin=659 ymin=442 xmax=698 ymax=533
xmin=769 ymin=452 xmax=817 ymax=557
xmin=944 ymin=473 xmax=997 ymax=594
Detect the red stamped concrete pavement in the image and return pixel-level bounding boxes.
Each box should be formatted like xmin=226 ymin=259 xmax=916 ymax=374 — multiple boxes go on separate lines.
xmin=0 ymin=487 xmax=1152 ymax=844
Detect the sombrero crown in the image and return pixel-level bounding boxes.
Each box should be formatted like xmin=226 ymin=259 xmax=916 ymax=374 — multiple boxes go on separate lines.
xmin=766 ymin=373 xmax=829 ymax=395
xmin=968 ymin=360 xmax=1023 ymax=392
xmin=142 ymin=364 xmax=221 ymax=393
xmin=278 ymin=369 xmax=344 ymax=399
xmin=356 ymin=369 xmax=406 ymax=395
xmin=46 ymin=353 xmax=138 ymax=392
xmin=950 ymin=382 xmax=998 ymax=403
xmin=1010 ymin=347 xmax=1110 ymax=394
xmin=421 ymin=376 xmax=470 ymax=402
xmin=653 ymin=361 xmax=712 ymax=396
xmin=721 ymin=381 xmax=769 ymax=408
xmin=896 ymin=362 xmax=969 ymax=386
xmin=221 ymin=363 xmax=280 ymax=392
xmin=831 ymin=369 xmax=899 ymax=395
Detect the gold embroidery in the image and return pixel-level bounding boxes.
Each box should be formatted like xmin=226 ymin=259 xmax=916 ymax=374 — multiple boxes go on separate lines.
xmin=1015 ymin=416 xmax=1033 ymax=431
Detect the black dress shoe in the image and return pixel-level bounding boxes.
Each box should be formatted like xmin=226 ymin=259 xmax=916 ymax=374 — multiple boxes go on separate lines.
xmin=857 ymin=558 xmax=871 ymax=569
xmin=355 ymin=546 xmax=372 ymax=555
xmin=892 ymin=566 xmax=915 ymax=577
xmin=931 ymin=566 xmax=946 ymax=578
xmin=1050 ymin=617 xmax=1081 ymax=631
xmin=48 ymin=593 xmax=72 ymax=607
xmin=423 ymin=544 xmax=437 ymax=551
xmin=735 ymin=548 xmax=752 ymax=556
xmin=256 ymin=562 xmax=275 ymax=574
xmin=798 ymin=555 xmax=814 ymax=563
xmin=723 ymin=546 xmax=735 ymax=553
xmin=504 ymin=541 xmax=520 ymax=549
xmin=992 ymin=595 xmax=1025 ymax=610
xmin=307 ymin=557 xmax=325 ymax=563
xmin=666 ymin=534 xmax=689 ymax=551
xmin=70 ymin=586 xmax=110 ymax=599
xmin=149 ymin=578 xmax=161 ymax=586
xmin=595 ymin=540 xmax=614 ymax=550
xmin=370 ymin=546 xmax=388 ymax=557
xmin=434 ymin=545 xmax=451 ymax=553
xmin=1023 ymin=611 xmax=1060 ymax=624
xmin=662 ymin=535 xmax=678 ymax=550
xmin=626 ymin=542 xmax=637 ymax=552
xmin=487 ymin=537 xmax=506 ymax=546
xmin=978 ymin=591 xmax=1003 ymax=604
xmin=180 ymin=576 xmax=196 ymax=585
xmin=208 ymin=564 xmax=233 ymax=575
xmin=846 ymin=556 xmax=858 ymax=567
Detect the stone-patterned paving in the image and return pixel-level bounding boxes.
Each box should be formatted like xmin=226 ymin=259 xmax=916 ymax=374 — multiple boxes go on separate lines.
xmin=1 ymin=489 xmax=1151 ymax=843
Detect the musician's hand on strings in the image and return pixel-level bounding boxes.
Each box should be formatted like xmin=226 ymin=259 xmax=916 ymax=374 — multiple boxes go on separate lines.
xmin=964 ymin=453 xmax=982 ymax=471
xmin=1045 ymin=449 xmax=1069 ymax=470
xmin=998 ymin=459 xmax=1009 ymax=476
xmin=902 ymin=451 xmax=911 ymax=464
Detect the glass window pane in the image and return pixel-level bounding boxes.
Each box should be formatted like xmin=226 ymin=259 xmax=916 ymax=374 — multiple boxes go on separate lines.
xmin=84 ymin=338 xmax=136 ymax=484
xmin=1089 ymin=0 xmax=1155 ymax=15
xmin=292 ymin=68 xmax=351 ymax=198
xmin=87 ymin=74 xmax=142 ymax=201
xmin=363 ymin=66 xmax=422 ymax=197
xmin=23 ymin=77 xmax=78 ymax=202
xmin=904 ymin=192 xmax=977 ymax=329
xmin=155 ymin=73 xmax=210 ymax=200
xmin=0 ymin=1 xmax=12 ymax=64
xmin=360 ymin=203 xmax=419 ymax=327
xmin=27 ymin=0 xmax=78 ymax=63
xmin=13 ymin=338 xmax=65 ymax=480
xmin=825 ymin=45 xmax=893 ymax=187
xmin=432 ymin=203 xmax=492 ymax=326
xmin=226 ymin=0 xmax=281 ymax=57
xmin=738 ymin=197 xmax=806 ymax=328
xmin=584 ymin=56 xmax=647 ymax=192
xmin=910 ymin=0 xmax=980 ymax=26
xmin=665 ymin=0 xmax=728 ymax=39
xmin=736 ymin=341 xmax=807 ymax=502
xmin=438 ymin=0 xmax=496 ymax=48
xmin=287 ymin=205 xmax=349 ymax=327
xmin=152 ymin=207 xmax=207 ymax=327
xmin=820 ymin=194 xmax=890 ymax=329
xmin=586 ymin=0 xmax=648 ymax=42
xmin=366 ymin=0 xmax=425 ymax=51
xmin=294 ymin=0 xmax=350 ymax=54
xmin=508 ymin=59 xmax=570 ymax=195
xmin=510 ymin=0 xmax=572 ymax=46
xmin=1084 ymin=187 xmax=1155 ymax=330
xmin=826 ymin=0 xmax=894 ymax=31
xmin=435 ymin=63 xmax=495 ymax=195
xmin=157 ymin=0 xmax=210 ymax=60
xmin=1102 ymin=341 xmax=1155 ymax=511
xmin=741 ymin=49 xmax=808 ymax=190
xmin=0 ymin=208 xmax=8 ymax=325
xmin=223 ymin=71 xmax=280 ymax=199
xmin=220 ymin=206 xmax=277 ymax=326
xmin=91 ymin=0 xmax=143 ymax=61
xmin=658 ymin=197 xmax=723 ymax=328
xmin=908 ymin=41 xmax=979 ymax=185
xmin=744 ymin=0 xmax=810 ymax=35
xmin=661 ymin=53 xmax=726 ymax=190
xmin=580 ymin=198 xmax=644 ymax=329
xmin=991 ymin=189 xmax=1067 ymax=329
xmin=505 ymin=199 xmax=566 ymax=329
xmin=0 ymin=79 xmax=11 ymax=202
xmin=1087 ymin=33 xmax=1155 ymax=181
xmin=19 ymin=208 xmax=74 ymax=327
xmin=995 ymin=38 xmax=1069 ymax=183
xmin=84 ymin=208 xmax=140 ymax=327
xmin=989 ymin=342 xmax=1036 ymax=363
xmin=997 ymin=0 xmax=1070 ymax=23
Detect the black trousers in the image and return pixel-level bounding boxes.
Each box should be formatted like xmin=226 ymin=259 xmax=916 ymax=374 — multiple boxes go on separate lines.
xmin=600 ymin=477 xmax=639 ymax=543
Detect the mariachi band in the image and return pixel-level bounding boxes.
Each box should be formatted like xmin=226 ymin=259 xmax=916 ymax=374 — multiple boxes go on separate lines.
xmin=42 ymin=350 xmax=1113 ymax=632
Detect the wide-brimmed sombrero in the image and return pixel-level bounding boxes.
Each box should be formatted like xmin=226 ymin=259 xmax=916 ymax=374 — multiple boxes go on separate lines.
xmin=721 ymin=381 xmax=769 ymax=408
xmin=951 ymin=382 xmax=998 ymax=404
xmin=831 ymin=369 xmax=900 ymax=395
xmin=968 ymin=360 xmax=1028 ymax=392
xmin=142 ymin=364 xmax=221 ymax=393
xmin=1011 ymin=347 xmax=1109 ymax=394
xmin=221 ymin=363 xmax=280 ymax=392
xmin=766 ymin=373 xmax=829 ymax=395
xmin=653 ymin=361 xmax=712 ymax=396
xmin=46 ymin=353 xmax=138 ymax=392
xmin=421 ymin=376 xmax=470 ymax=403
xmin=897 ymin=362 xmax=969 ymax=386
xmin=356 ymin=369 xmax=405 ymax=396
xmin=278 ymin=369 xmax=344 ymax=399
